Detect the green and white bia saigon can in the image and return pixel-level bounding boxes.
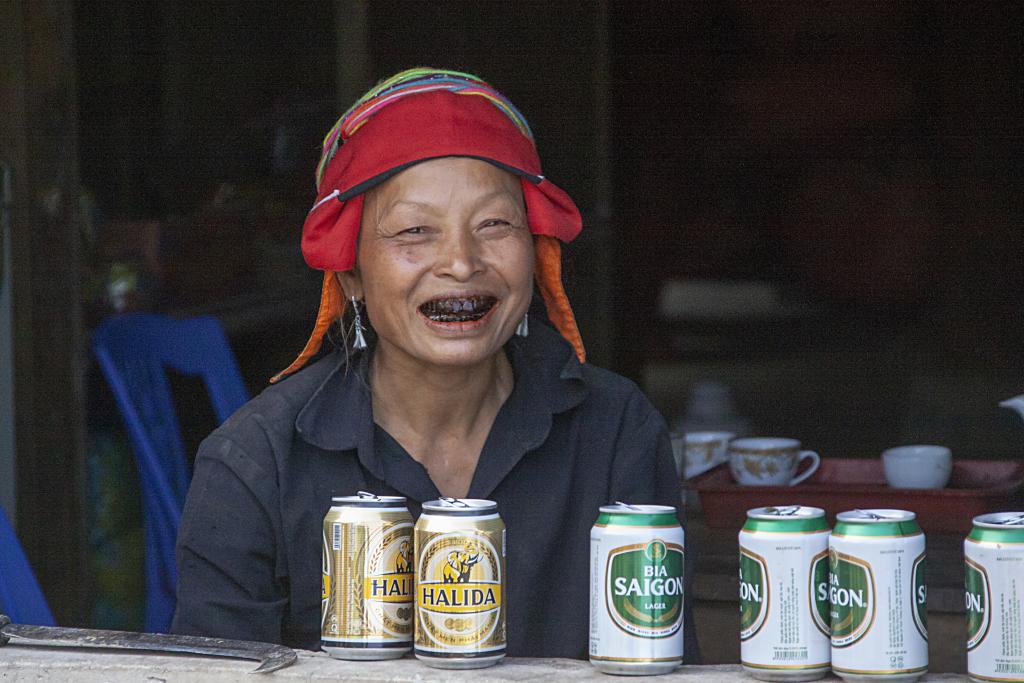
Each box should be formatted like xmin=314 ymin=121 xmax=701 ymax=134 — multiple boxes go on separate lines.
xmin=964 ymin=512 xmax=1024 ymax=683
xmin=589 ymin=503 xmax=685 ymax=675
xmin=829 ymin=509 xmax=928 ymax=682
xmin=739 ymin=506 xmax=831 ymax=681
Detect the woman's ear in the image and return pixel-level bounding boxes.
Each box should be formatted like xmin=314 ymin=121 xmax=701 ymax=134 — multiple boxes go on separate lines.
xmin=336 ymin=269 xmax=363 ymax=300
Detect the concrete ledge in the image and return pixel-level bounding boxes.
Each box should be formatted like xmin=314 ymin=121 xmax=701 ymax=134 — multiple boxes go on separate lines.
xmin=0 ymin=645 xmax=969 ymax=682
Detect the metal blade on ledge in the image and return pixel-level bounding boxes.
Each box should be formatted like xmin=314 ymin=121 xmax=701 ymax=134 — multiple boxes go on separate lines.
xmin=0 ymin=615 xmax=297 ymax=674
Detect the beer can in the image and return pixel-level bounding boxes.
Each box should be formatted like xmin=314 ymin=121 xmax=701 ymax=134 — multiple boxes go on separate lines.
xmin=739 ymin=506 xmax=831 ymax=681
xmin=829 ymin=509 xmax=928 ymax=682
xmin=321 ymin=492 xmax=414 ymax=659
xmin=414 ymin=498 xmax=506 ymax=669
xmin=964 ymin=511 xmax=1024 ymax=683
xmin=589 ymin=502 xmax=685 ymax=676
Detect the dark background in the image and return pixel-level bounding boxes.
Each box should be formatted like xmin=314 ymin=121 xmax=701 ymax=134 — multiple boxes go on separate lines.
xmin=3 ymin=0 xmax=1022 ymax=641
xmin=74 ymin=0 xmax=1024 ymax=455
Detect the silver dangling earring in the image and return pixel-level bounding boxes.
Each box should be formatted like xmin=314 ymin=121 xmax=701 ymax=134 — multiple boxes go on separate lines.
xmin=516 ymin=312 xmax=529 ymax=337
xmin=351 ymin=296 xmax=368 ymax=351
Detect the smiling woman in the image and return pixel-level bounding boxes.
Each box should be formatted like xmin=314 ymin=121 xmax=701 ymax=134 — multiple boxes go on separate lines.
xmin=345 ymin=157 xmax=534 ymax=375
xmin=171 ymin=68 xmax=699 ymax=663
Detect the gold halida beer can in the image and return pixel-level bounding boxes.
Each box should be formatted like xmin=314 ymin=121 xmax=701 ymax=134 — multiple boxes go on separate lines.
xmin=414 ymin=498 xmax=506 ymax=669
xmin=964 ymin=511 xmax=1024 ymax=683
xmin=321 ymin=492 xmax=414 ymax=660
xmin=739 ymin=506 xmax=831 ymax=681
xmin=829 ymin=509 xmax=928 ymax=683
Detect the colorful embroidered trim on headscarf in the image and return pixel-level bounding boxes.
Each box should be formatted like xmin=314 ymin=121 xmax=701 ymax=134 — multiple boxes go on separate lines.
xmin=271 ymin=67 xmax=586 ymax=382
xmin=315 ymin=68 xmax=534 ymax=188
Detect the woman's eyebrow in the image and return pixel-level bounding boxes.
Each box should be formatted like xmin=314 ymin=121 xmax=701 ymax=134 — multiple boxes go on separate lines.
xmin=374 ymin=199 xmax=439 ymax=227
xmin=464 ymin=190 xmax=526 ymax=220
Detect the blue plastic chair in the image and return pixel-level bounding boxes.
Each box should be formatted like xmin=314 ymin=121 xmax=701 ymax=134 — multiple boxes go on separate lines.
xmin=0 ymin=503 xmax=55 ymax=625
xmin=91 ymin=314 xmax=249 ymax=633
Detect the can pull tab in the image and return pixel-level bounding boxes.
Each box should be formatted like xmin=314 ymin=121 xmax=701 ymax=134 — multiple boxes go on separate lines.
xmin=439 ymin=497 xmax=470 ymax=507
xmin=996 ymin=513 xmax=1024 ymax=526
xmin=357 ymin=491 xmax=381 ymax=500
xmin=765 ymin=505 xmax=801 ymax=516
xmin=614 ymin=501 xmax=641 ymax=510
xmin=854 ymin=509 xmax=895 ymax=520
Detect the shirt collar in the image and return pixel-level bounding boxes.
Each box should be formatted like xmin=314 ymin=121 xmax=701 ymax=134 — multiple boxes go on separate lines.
xmin=294 ymin=321 xmax=588 ymax=494
xmin=294 ymin=347 xmax=372 ymax=452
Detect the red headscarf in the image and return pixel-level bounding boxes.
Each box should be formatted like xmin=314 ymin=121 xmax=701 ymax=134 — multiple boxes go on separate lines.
xmin=273 ymin=68 xmax=585 ymax=382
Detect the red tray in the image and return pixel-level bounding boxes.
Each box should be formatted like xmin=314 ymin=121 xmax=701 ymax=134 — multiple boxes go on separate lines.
xmin=689 ymin=458 xmax=1024 ymax=534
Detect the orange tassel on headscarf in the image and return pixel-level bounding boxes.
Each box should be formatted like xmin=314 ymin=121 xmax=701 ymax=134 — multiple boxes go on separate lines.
xmin=534 ymin=235 xmax=585 ymax=364
xmin=270 ymin=272 xmax=344 ymax=383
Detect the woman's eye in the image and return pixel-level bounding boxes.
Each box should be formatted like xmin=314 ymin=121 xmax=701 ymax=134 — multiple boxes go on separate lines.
xmin=481 ymin=219 xmax=510 ymax=228
xmin=399 ymin=226 xmax=427 ymax=235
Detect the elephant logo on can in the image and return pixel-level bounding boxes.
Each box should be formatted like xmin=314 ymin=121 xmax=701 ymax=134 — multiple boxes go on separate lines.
xmin=395 ymin=540 xmax=412 ymax=574
xmin=442 ymin=543 xmax=481 ymax=583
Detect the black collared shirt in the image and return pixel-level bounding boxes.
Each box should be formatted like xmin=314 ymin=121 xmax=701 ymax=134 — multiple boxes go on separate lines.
xmin=171 ymin=321 xmax=700 ymax=661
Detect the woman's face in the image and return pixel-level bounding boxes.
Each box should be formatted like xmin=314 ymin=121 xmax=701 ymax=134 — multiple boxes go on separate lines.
xmin=340 ymin=157 xmax=534 ymax=371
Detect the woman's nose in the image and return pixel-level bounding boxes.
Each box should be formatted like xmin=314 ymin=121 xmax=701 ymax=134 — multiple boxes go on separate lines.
xmin=435 ymin=230 xmax=484 ymax=280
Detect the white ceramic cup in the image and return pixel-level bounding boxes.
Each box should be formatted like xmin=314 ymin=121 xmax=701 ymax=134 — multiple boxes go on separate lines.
xmin=728 ymin=437 xmax=820 ymax=486
xmin=683 ymin=431 xmax=735 ymax=478
xmin=882 ymin=444 xmax=952 ymax=489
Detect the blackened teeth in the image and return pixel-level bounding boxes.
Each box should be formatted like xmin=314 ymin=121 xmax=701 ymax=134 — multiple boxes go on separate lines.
xmin=420 ymin=296 xmax=497 ymax=322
